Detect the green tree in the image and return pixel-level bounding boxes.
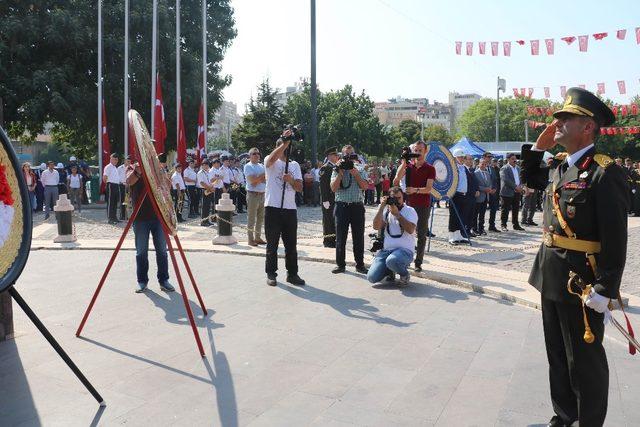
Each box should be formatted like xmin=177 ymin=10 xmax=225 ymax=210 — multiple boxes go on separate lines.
xmin=232 ymin=79 xmax=284 ymax=154
xmin=0 ymin=1 xmax=236 ymax=159
xmin=397 ymin=119 xmax=421 ymax=145
xmin=597 ymin=96 xmax=640 ymax=158
xmin=423 ymin=124 xmax=452 ymax=145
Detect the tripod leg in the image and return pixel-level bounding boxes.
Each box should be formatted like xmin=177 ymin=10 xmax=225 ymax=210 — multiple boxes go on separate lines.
xmin=450 ymin=198 xmax=472 ymax=246
xmin=427 ymin=199 xmax=435 ymax=253
xmin=173 ymin=235 xmax=207 ymax=315
xmin=8 ymin=287 xmax=105 ymax=406
xmin=166 ymin=237 xmax=205 ymax=357
xmin=76 ymin=192 xmax=146 ymax=337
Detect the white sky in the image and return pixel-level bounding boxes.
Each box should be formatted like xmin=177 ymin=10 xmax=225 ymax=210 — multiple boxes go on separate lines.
xmin=221 ymin=0 xmax=640 ymax=114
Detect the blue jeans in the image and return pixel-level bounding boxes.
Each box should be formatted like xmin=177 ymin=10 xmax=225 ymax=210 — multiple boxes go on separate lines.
xmin=133 ymin=219 xmax=169 ymax=285
xmin=367 ymin=248 xmax=414 ymax=283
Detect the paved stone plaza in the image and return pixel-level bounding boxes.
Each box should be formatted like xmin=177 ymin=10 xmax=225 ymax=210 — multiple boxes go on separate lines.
xmin=2 ymin=206 xmax=639 ymax=425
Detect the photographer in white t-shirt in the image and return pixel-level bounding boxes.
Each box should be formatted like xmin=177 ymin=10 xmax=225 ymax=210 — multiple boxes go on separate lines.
xmin=263 ymin=128 xmax=306 ymax=287
xmin=367 ymin=186 xmax=418 ymax=287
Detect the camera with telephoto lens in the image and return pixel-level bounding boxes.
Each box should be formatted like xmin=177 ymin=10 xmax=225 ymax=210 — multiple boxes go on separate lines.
xmin=386 ymin=196 xmax=399 ymax=207
xmin=369 ymin=232 xmax=384 ymax=253
xmin=338 ymin=153 xmax=359 ymax=170
xmin=281 ymin=124 xmax=303 ymax=143
xmin=401 ymin=146 xmax=420 ymax=162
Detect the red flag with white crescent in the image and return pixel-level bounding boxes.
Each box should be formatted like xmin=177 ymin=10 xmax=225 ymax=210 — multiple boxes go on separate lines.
xmin=478 ymin=42 xmax=486 ymax=55
xmin=197 ymin=101 xmax=206 ymax=161
xmin=153 ymin=73 xmax=167 ymax=154
xmin=466 ymin=42 xmax=473 ymax=56
xmin=503 ymin=41 xmax=511 ymax=56
xmin=560 ymin=86 xmax=567 ymax=98
xmin=597 ymin=83 xmax=605 ymax=95
xmin=618 ymin=80 xmax=626 ymax=95
xmin=545 ymin=38 xmax=554 ymax=54
xmin=455 ymin=41 xmax=461 ymax=55
xmin=544 ymin=87 xmax=550 ymax=98
xmin=491 ymin=42 xmax=498 ymax=56
xmin=617 ymin=29 xmax=627 ymax=40
xmin=177 ymin=103 xmax=187 ymax=167
xmin=100 ymin=100 xmax=111 ymax=194
xmin=578 ymin=35 xmax=589 ymax=52
xmin=530 ymin=40 xmax=539 ymax=55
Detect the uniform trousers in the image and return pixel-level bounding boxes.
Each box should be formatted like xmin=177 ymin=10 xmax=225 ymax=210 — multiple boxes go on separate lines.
xmin=186 ymin=185 xmax=199 ymax=216
xmin=106 ymin=182 xmax=120 ymax=221
xmin=334 ymin=202 xmax=365 ymax=268
xmin=500 ymin=193 xmax=522 ymax=227
xmin=264 ymin=206 xmax=298 ymax=276
xmin=322 ymin=201 xmax=336 ymax=246
xmin=542 ymin=297 xmax=608 ymax=427
xmin=448 ymin=192 xmax=470 ymax=234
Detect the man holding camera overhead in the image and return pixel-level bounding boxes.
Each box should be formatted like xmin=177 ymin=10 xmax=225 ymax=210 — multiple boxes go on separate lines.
xmin=393 ymin=141 xmax=435 ymax=272
xmin=330 ymin=145 xmax=369 ymax=275
xmin=367 ymin=186 xmax=418 ymax=287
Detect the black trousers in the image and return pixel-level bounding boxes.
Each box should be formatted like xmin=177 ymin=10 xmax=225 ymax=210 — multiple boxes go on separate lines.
xmin=201 ymin=191 xmax=215 ymax=224
xmin=474 ymin=200 xmax=487 ymax=232
xmin=488 ymin=195 xmax=499 ymax=228
xmin=322 ymin=201 xmax=336 ymax=246
xmin=448 ymin=192 xmax=469 ymax=233
xmin=413 ymin=205 xmax=430 ymax=267
xmin=171 ymin=189 xmax=184 ymax=219
xmin=265 ymin=206 xmax=298 ymax=276
xmin=334 ymin=202 xmax=365 ymax=268
xmin=500 ymin=194 xmax=522 ymax=227
xmin=187 ymin=186 xmax=199 ymax=216
xmin=464 ymin=196 xmax=476 ymax=233
xmin=107 ymin=182 xmax=119 ymax=221
xmin=375 ymin=183 xmax=382 ymax=203
xmin=235 ymin=187 xmax=246 ymax=212
xmin=119 ymin=183 xmax=127 ymax=220
xmin=542 ymin=298 xmax=608 ymax=426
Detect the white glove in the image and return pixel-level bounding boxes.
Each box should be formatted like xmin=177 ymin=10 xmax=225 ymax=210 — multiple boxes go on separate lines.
xmin=585 ymin=288 xmax=610 ymax=314
xmin=323 ymin=201 xmax=330 ymax=210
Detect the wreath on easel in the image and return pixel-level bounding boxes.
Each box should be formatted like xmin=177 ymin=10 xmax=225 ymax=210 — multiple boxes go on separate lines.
xmin=0 ymin=163 xmax=15 ymax=249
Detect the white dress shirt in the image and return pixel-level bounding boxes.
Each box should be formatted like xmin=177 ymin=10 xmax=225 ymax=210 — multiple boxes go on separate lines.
xmin=566 ymin=144 xmax=594 ymax=168
xmin=117 ymin=165 xmax=127 ymax=183
xmin=171 ymin=171 xmax=186 ymax=190
xmin=510 ymin=165 xmax=520 ymax=186
xmin=103 ymin=163 xmax=121 ymax=184
xmin=40 ymin=169 xmax=60 ymax=186
xmin=183 ymin=166 xmax=198 ymax=186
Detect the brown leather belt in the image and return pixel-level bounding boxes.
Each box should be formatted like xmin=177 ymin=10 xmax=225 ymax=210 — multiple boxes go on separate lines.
xmin=543 ymin=232 xmax=601 ymax=253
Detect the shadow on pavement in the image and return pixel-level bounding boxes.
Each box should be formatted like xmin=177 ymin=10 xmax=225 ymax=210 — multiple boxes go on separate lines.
xmin=373 ymin=280 xmax=471 ymax=304
xmin=143 ymin=290 xmax=222 ymax=328
xmin=0 ymin=340 xmax=40 ymax=425
xmin=279 ymin=283 xmax=415 ymax=328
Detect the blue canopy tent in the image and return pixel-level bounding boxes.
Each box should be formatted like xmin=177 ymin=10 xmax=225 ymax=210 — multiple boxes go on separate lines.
xmin=449 ymin=137 xmax=485 ymax=158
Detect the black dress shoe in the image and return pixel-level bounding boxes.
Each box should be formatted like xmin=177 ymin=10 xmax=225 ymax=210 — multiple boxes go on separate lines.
xmin=414 ymin=264 xmax=423 ymax=273
xmin=324 ymin=242 xmax=336 ymax=248
xmin=427 ymin=232 xmax=436 ymax=238
xmin=266 ymin=273 xmax=277 ymax=287
xmin=332 ymin=266 xmax=345 ymax=274
xmin=286 ymin=274 xmax=306 ymax=286
xmin=547 ymin=415 xmax=567 ymax=427
xmin=355 ymin=265 xmax=368 ymax=274
xmin=488 ymin=226 xmax=501 ymax=233
xmin=501 ymin=225 xmax=508 ymax=232
xmin=513 ymin=225 xmax=525 ymax=231
xmin=528 ymin=221 xmax=538 ymax=226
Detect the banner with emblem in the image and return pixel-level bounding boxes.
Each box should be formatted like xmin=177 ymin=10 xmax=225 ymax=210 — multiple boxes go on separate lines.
xmin=424 ymin=143 xmax=458 ymax=201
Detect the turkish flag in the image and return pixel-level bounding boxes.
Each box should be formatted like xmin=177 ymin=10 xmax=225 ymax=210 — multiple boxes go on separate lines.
xmin=530 ymin=40 xmax=539 ymax=55
xmin=597 ymin=83 xmax=605 ymax=95
xmin=197 ymin=100 xmax=206 ymax=162
xmin=455 ymin=41 xmax=462 ymax=55
xmin=520 ymin=88 xmax=526 ymax=97
xmin=621 ymin=105 xmax=628 ymax=117
xmin=544 ymin=87 xmax=550 ymax=98
xmin=516 ymin=40 xmax=525 ymax=46
xmin=466 ymin=42 xmax=473 ymax=56
xmin=545 ymin=38 xmax=554 ymax=54
xmin=479 ymin=42 xmax=486 ymax=55
xmin=631 ymin=104 xmax=638 ymax=116
xmin=560 ymin=86 xmax=567 ymax=98
xmin=561 ymin=36 xmax=576 ymax=45
xmin=578 ymin=35 xmax=588 ymax=52
xmin=177 ymin=103 xmax=187 ymax=167
xmin=592 ymin=32 xmax=608 ymax=40
xmin=491 ymin=42 xmax=498 ymax=56
xmin=618 ymin=80 xmax=626 ymax=95
xmin=127 ymin=100 xmax=137 ymax=161
xmin=101 ymin=100 xmax=111 ymax=194
xmin=617 ymin=29 xmax=627 ymax=40
xmin=636 ymin=28 xmax=640 ymax=44
xmin=613 ymin=106 xmax=619 ymax=116
xmin=153 ymin=73 xmax=167 ymax=154
xmin=503 ymin=41 xmax=511 ymax=56
xmin=512 ymin=88 xmax=519 ymax=97
xmin=528 ymin=88 xmax=534 ymax=98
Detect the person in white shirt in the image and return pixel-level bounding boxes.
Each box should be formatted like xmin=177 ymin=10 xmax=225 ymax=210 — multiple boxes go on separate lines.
xmin=170 ymin=163 xmax=186 ymax=222
xmin=244 ymin=148 xmax=266 ymax=246
xmin=263 ymin=130 xmax=305 ymax=287
xmin=220 ymin=156 xmax=232 ymax=190
xmin=103 ymin=153 xmax=121 ymax=224
xmin=40 ymin=160 xmax=60 ymax=219
xmin=197 ymin=160 xmax=214 ymax=226
xmin=367 ymin=186 xmax=418 ymax=287
xmin=499 ymin=153 xmax=525 ymax=231
xmin=231 ymin=159 xmax=246 ymax=213
xmin=117 ymin=156 xmax=131 ymax=220
xmin=67 ymin=165 xmax=83 ymax=213
xmin=183 ymin=158 xmax=199 ymax=218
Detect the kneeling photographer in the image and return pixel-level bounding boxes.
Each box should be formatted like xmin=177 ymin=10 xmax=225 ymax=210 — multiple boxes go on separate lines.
xmin=367 ymin=186 xmax=418 ymax=287
xmin=392 ymin=141 xmax=435 ymax=272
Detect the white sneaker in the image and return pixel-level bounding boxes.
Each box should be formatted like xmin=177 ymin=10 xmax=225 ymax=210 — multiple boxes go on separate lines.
xmin=397 ymin=275 xmax=410 ymax=287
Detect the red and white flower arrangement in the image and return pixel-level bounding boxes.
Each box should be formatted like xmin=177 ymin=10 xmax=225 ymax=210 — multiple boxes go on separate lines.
xmin=0 ymin=164 xmax=15 ymax=248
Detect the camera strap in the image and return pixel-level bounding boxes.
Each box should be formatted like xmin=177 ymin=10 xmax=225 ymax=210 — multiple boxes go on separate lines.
xmin=339 ymin=173 xmax=353 ymax=189
xmin=384 ymin=209 xmax=404 ymax=238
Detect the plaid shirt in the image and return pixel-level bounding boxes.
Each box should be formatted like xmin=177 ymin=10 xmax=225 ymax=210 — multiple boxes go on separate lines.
xmin=331 ymin=166 xmax=368 ymax=203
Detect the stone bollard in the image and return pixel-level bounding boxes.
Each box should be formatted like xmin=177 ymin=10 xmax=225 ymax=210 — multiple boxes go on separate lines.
xmin=212 ymin=193 xmax=237 ymax=245
xmin=54 ymin=194 xmax=77 ymax=243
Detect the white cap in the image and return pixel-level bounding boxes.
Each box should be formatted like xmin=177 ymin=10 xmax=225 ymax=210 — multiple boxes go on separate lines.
xmin=69 ymin=156 xmax=77 ymax=161
xmin=56 ymin=162 xmax=64 ymax=168
xmin=40 ymin=163 xmax=46 ymax=169
xmin=452 ymin=148 xmax=466 ymax=157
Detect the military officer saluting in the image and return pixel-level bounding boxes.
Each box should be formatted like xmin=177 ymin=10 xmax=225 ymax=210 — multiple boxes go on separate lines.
xmin=521 ymin=87 xmax=629 ymax=427
xmin=320 ymin=147 xmax=339 ymax=248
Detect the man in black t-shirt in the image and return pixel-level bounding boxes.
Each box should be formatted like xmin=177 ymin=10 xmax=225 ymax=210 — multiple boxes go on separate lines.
xmin=126 ymin=162 xmax=175 ymax=293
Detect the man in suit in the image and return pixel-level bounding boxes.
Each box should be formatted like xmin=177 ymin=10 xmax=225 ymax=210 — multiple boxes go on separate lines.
xmin=520 ymin=87 xmax=628 ymax=427
xmin=500 ymin=153 xmax=525 ymax=231
xmin=448 ymin=148 xmax=474 ymax=244
xmin=484 ymin=154 xmax=501 ymax=232
xmin=473 ymin=157 xmax=493 ymax=235
xmin=320 ymin=147 xmax=339 ymax=248
xmin=464 ymin=155 xmax=480 ymax=237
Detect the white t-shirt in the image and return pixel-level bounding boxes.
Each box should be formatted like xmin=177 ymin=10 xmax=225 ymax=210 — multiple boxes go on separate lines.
xmin=383 ymin=204 xmax=418 ymax=253
xmin=171 ymin=171 xmax=186 ymax=190
xmin=183 ymin=166 xmax=197 ymax=185
xmin=264 ymin=155 xmax=302 ymax=210
xmin=68 ymin=174 xmax=82 ymax=189
xmin=117 ymin=164 xmax=127 ymax=183
xmin=103 ymin=163 xmax=121 ymax=184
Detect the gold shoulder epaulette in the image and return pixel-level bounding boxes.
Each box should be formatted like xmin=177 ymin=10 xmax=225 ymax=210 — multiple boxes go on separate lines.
xmin=554 ymin=152 xmax=568 ymax=161
xmin=594 ymin=154 xmax=613 ymax=169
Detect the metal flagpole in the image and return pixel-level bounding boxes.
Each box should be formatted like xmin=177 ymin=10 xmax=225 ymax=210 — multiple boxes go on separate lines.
xmin=97 ymin=0 xmax=103 ymax=174
xmin=124 ymin=0 xmax=129 ymax=157
xmin=310 ymin=0 xmax=318 ymax=166
xmin=202 ymin=0 xmax=207 ymax=154
xmin=151 ymin=0 xmax=158 ymax=138
xmin=176 ymin=0 xmax=181 ymax=149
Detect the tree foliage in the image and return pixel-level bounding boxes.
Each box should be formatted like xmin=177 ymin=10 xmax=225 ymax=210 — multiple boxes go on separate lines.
xmin=423 ymin=124 xmax=453 ymax=145
xmin=0 ymin=1 xmax=236 ymax=159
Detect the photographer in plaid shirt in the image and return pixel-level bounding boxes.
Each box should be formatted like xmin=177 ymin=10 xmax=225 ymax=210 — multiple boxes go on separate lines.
xmin=330 ymin=145 xmax=369 ymax=275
